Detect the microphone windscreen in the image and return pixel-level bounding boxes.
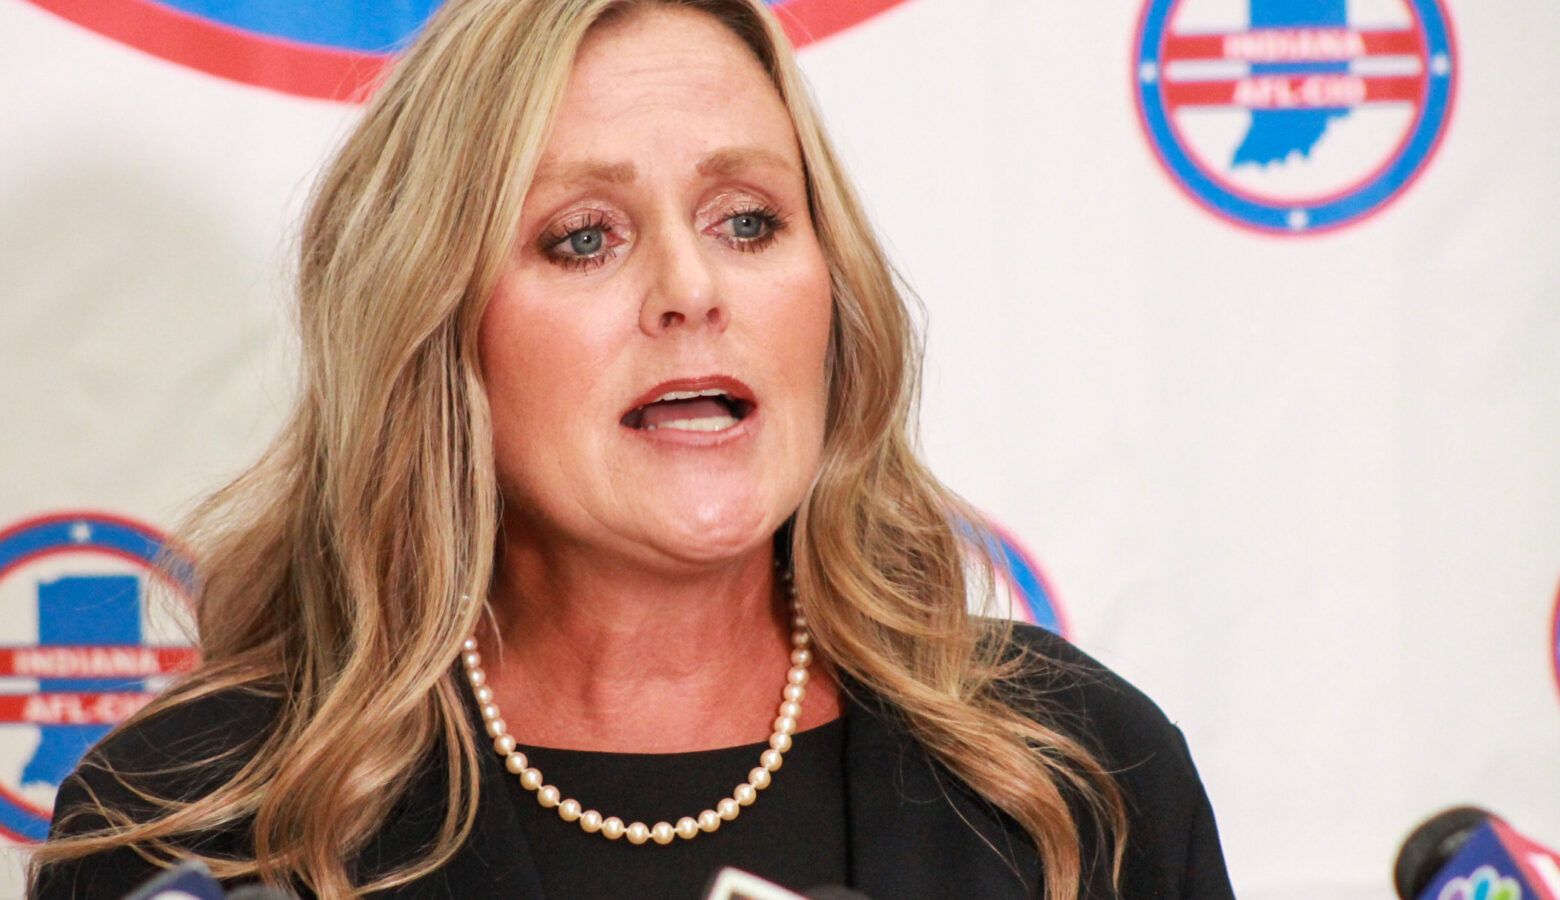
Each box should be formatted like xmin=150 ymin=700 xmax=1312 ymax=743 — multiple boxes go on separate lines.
xmin=1394 ymin=806 xmax=1493 ymax=900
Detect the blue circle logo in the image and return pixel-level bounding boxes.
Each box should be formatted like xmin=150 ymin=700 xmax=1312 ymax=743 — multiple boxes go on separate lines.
xmin=1134 ymin=0 xmax=1456 ymax=233
xmin=988 ymin=525 xmax=1068 ymax=636
xmin=960 ymin=518 xmax=1068 ymax=637
xmin=21 ymin=0 xmax=911 ymax=102
xmin=0 ymin=513 xmax=196 ymax=842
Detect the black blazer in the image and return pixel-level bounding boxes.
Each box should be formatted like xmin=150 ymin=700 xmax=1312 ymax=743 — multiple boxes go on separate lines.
xmin=39 ymin=625 xmax=1234 ymax=899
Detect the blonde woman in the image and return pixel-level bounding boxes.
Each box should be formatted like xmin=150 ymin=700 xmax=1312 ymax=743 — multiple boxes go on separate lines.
xmin=32 ymin=1 xmax=1233 ymax=898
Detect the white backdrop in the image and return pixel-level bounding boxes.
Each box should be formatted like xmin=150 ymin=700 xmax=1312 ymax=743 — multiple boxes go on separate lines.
xmin=1 ymin=0 xmax=1557 ymax=896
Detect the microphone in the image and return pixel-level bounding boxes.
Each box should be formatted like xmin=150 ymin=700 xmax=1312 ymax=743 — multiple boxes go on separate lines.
xmin=1395 ymin=807 xmax=1560 ymax=900
xmin=701 ymin=867 xmax=872 ymax=900
xmin=119 ymin=860 xmax=297 ymax=900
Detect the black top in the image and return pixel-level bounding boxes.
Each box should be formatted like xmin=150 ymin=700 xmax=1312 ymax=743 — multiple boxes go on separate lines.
xmin=37 ymin=625 xmax=1236 ymax=899
xmin=515 ymin=719 xmax=847 ymax=899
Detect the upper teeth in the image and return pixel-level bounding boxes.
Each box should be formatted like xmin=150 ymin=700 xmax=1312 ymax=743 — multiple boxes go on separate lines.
xmin=654 ymin=388 xmax=729 ymax=403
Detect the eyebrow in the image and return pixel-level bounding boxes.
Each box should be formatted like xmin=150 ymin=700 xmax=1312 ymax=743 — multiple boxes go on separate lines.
xmin=696 ymin=146 xmax=798 ymax=178
xmin=531 ymin=159 xmax=638 ymax=187
xmin=531 ymin=147 xmax=799 ymax=189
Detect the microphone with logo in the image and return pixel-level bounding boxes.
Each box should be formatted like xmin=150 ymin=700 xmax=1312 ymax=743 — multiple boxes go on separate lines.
xmin=701 ymin=867 xmax=872 ymax=900
xmin=1394 ymin=807 xmax=1560 ymax=900
xmin=119 ymin=860 xmax=297 ymax=900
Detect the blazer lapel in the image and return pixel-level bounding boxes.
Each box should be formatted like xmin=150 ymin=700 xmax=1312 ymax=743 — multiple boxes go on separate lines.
xmin=370 ymin=692 xmax=549 ymax=899
xmin=443 ymin=743 xmax=550 ymax=898
xmin=843 ymin=692 xmax=1040 ymax=900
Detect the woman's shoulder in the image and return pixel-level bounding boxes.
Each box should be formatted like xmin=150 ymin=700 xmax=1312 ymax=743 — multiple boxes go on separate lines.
xmin=995 ymin=622 xmax=1183 ymax=763
xmin=64 ymin=683 xmax=281 ymax=801
xmin=36 ymin=684 xmax=281 ymax=899
xmin=995 ymin=622 xmax=1235 ymax=899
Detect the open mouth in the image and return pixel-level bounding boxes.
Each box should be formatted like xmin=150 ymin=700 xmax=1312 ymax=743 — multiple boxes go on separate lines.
xmin=620 ymin=388 xmax=755 ymax=433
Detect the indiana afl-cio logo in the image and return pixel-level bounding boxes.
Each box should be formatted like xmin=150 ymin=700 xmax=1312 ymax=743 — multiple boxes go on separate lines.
xmin=1134 ymin=0 xmax=1456 ymax=233
xmin=0 ymin=513 xmax=197 ymax=843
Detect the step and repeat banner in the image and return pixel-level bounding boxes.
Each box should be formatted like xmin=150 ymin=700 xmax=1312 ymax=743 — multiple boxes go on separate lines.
xmin=1 ymin=0 xmax=1556 ymax=896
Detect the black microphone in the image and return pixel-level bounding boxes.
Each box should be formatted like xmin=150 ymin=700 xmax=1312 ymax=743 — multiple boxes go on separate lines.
xmin=1394 ymin=806 xmax=1560 ymax=900
xmin=1393 ymin=806 xmax=1492 ymax=900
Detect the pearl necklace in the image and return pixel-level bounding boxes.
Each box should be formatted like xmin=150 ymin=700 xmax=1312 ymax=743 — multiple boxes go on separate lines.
xmin=459 ymin=575 xmax=813 ymax=846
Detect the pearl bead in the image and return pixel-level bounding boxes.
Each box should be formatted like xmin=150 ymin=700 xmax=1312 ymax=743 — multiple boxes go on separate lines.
xmin=779 ymin=701 xmax=801 ymax=720
xmin=734 ymin=784 xmax=757 ymax=806
xmin=505 ymin=752 xmax=527 ymax=774
xmin=770 ymin=732 xmax=792 ymax=753
xmin=773 ymin=715 xmax=797 ymax=735
xmin=698 ymin=810 xmax=722 ymax=832
xmin=717 ymin=799 xmax=740 ymax=821
xmin=484 ymin=718 xmax=507 ymax=739
xmin=651 ymin=822 xmax=675 ymax=845
xmin=626 ymin=822 xmax=650 ymax=845
xmin=493 ymin=734 xmax=516 ymax=756
xmin=537 ymin=786 xmax=560 ymax=807
xmin=601 ymin=817 xmax=625 ymax=840
xmin=792 ymin=614 xmax=808 ymax=629
xmin=675 ymin=817 xmax=700 ymax=840
xmin=748 ymin=767 xmax=771 ymax=790
xmin=580 ymin=810 xmax=603 ymax=833
xmin=791 ymin=630 xmax=810 ymax=648
xmin=520 ymin=768 xmax=543 ymax=791
xmin=474 ymin=685 xmax=493 ymax=705
xmin=787 ymin=666 xmax=809 ymax=686
xmin=462 ymin=651 xmax=480 ymax=668
xmin=480 ymin=703 xmax=501 ymax=722
xmin=790 ymin=648 xmax=811 ymax=667
xmin=783 ymin=684 xmax=805 ymax=702
xmin=760 ymin=749 xmax=783 ymax=771
xmin=461 ymin=637 xmax=478 ymax=652
xmin=559 ymin=799 xmax=582 ymax=821
xmin=467 ymin=668 xmax=486 ymax=687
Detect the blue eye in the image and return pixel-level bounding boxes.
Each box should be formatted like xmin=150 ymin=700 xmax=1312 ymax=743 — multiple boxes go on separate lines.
xmin=541 ymin=215 xmax=618 ymax=271
xmin=718 ymin=208 xmax=784 ymax=251
xmin=731 ymin=214 xmax=765 ymax=239
xmin=567 ymin=227 xmax=606 ymax=256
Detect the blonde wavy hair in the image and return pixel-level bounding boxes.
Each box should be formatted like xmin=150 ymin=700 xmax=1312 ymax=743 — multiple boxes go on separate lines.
xmin=31 ymin=1 xmax=1126 ymax=897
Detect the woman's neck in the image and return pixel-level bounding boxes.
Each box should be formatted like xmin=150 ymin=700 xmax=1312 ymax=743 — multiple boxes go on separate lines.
xmin=479 ymin=541 xmax=840 ymax=753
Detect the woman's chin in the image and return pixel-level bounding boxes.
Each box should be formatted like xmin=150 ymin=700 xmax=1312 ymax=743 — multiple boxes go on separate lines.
xmin=627 ymin=500 xmax=782 ymax=568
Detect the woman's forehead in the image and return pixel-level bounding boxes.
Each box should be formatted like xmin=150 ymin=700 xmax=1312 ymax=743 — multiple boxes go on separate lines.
xmin=538 ymin=6 xmax=798 ymax=175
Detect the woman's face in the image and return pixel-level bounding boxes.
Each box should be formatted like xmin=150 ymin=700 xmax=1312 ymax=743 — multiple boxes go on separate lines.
xmin=481 ymin=7 xmax=833 ymax=572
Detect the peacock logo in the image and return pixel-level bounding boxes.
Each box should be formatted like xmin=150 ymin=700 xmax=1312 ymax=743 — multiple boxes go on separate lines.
xmin=1435 ymin=865 xmax=1523 ymax=900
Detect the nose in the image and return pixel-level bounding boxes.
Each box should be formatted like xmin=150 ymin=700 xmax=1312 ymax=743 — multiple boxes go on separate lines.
xmin=639 ymin=227 xmax=726 ymax=336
